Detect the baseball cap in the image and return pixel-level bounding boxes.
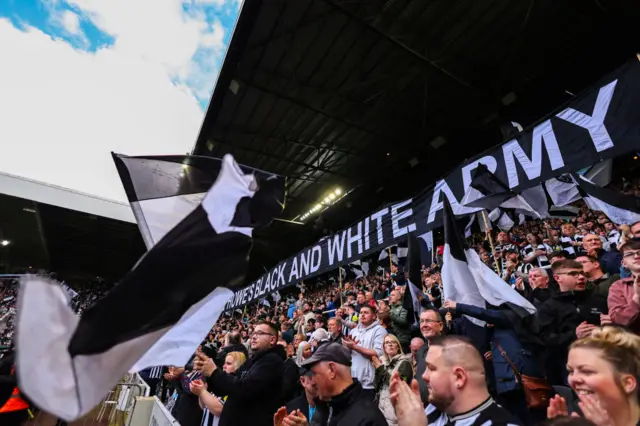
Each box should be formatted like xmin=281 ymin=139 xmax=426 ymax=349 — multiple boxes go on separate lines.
xmin=300 ymin=342 xmax=352 ymax=368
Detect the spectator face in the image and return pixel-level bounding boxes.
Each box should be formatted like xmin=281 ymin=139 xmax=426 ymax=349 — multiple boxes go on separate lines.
xmin=420 ymin=311 xmax=443 ymax=340
xmin=586 ymin=221 xmax=594 ymax=230
xmin=506 ymin=252 xmax=519 ymax=263
xmin=310 ymin=361 xmax=336 ymax=401
xmin=327 ymin=319 xmax=339 ymax=336
xmin=358 ymin=306 xmax=375 ymax=326
xmin=422 ymin=346 xmax=455 ymax=411
xmin=528 ymin=270 xmax=549 ymax=289
xmin=365 ymin=292 xmax=373 ymax=301
xmin=576 ymin=256 xmax=601 ymax=277
xmin=583 ymin=234 xmax=602 ymax=252
xmin=562 ymin=224 xmax=576 ymax=237
xmin=357 ymin=293 xmax=365 ymax=304
xmin=389 ymin=290 xmax=400 ymax=305
xmin=303 ymin=303 xmax=311 ymax=312
xmin=526 ymin=233 xmax=537 ymax=245
xmin=567 ymin=347 xmax=631 ymax=414
xmin=383 ymin=336 xmax=400 ymax=358
xmin=621 ymin=247 xmax=640 ymax=274
xmin=410 ymin=339 xmax=425 ymax=356
xmin=300 ymin=374 xmax=318 ymax=398
xmin=554 ymin=267 xmax=586 ymax=292
xmin=631 ymin=222 xmax=640 ymax=238
xmin=480 ymin=251 xmax=490 ymax=263
xmin=223 ymin=355 xmax=240 ymax=374
xmin=336 ymin=308 xmax=343 ymax=317
xmin=250 ymin=324 xmax=276 ymax=352
xmin=497 ymin=232 xmax=508 ymax=244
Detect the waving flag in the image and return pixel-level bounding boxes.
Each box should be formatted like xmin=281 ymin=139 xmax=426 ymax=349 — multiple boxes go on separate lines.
xmin=572 ymin=174 xmax=640 ymax=225
xmin=441 ymin=198 xmax=535 ymax=327
xmin=16 ymin=154 xmax=285 ymax=420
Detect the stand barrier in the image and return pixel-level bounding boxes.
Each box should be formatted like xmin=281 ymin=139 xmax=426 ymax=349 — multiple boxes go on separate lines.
xmin=128 ymin=396 xmax=180 ymax=426
xmin=95 ymin=372 xmax=151 ymax=425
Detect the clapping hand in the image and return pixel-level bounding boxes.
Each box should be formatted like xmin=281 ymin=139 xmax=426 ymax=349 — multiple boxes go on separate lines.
xmin=547 ymin=395 xmax=569 ymax=418
xmin=389 ymin=371 xmax=426 ymax=426
xmin=371 ymin=355 xmax=382 ymax=369
xmin=341 ymin=336 xmax=360 ymax=350
xmin=193 ymin=352 xmax=216 ymax=377
xmin=576 ymin=321 xmax=596 ymax=339
xmin=282 ymin=409 xmax=309 ymax=426
xmin=274 ymin=407 xmax=287 ymax=426
xmin=189 ymin=379 xmax=207 ymax=396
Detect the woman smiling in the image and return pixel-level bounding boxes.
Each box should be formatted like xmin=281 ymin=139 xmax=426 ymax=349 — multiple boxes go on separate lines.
xmin=548 ymin=326 xmax=640 ymax=426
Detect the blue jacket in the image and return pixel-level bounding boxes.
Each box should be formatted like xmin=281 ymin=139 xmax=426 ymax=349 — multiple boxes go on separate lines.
xmin=596 ymin=249 xmax=622 ymax=276
xmin=455 ymin=303 xmax=545 ymax=395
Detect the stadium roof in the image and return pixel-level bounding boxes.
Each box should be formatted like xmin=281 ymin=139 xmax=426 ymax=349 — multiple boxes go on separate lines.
xmin=193 ymin=0 xmax=640 ymax=278
xmin=0 ymin=172 xmax=144 ymax=282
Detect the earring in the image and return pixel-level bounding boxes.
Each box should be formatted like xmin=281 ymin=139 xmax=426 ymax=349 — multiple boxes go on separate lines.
xmin=456 ymin=384 xmax=461 ymax=388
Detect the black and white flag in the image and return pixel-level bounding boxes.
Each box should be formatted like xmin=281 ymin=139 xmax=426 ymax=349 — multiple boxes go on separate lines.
xmin=572 ymin=174 xmax=640 ymax=225
xmin=404 ymin=233 xmax=428 ymax=326
xmin=441 ymin=198 xmax=536 ymax=327
xmin=418 ymin=231 xmax=434 ymax=266
xmin=461 ymin=163 xmax=543 ymax=218
xmin=348 ymin=260 xmax=365 ymax=279
xmin=15 ymin=154 xmax=285 ymax=420
xmin=378 ymin=246 xmax=399 ymax=264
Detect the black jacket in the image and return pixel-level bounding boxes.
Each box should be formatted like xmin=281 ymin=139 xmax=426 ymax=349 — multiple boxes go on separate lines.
xmin=208 ymin=345 xmax=285 ymax=426
xmin=310 ymin=380 xmax=387 ymax=426
xmin=537 ymin=289 xmax=608 ymax=384
xmin=415 ymin=344 xmax=429 ymax=406
xmin=281 ymin=357 xmax=302 ymax=404
xmin=214 ymin=343 xmax=248 ymax=368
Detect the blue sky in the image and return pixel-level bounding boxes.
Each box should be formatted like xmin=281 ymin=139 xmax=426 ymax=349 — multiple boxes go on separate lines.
xmin=0 ymin=0 xmax=242 ymax=202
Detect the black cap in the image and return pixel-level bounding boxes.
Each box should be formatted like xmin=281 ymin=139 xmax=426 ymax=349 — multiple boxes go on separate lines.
xmin=300 ymin=342 xmax=352 ymax=368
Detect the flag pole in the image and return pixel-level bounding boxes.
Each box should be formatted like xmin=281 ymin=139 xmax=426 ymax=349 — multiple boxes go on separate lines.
xmin=338 ymin=267 xmax=344 ymax=306
xmin=388 ymin=247 xmax=393 ymax=273
xmin=481 ymin=210 xmax=501 ymax=274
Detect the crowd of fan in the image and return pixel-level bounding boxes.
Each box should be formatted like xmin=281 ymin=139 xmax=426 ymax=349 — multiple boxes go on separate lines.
xmin=137 ymin=201 xmax=640 ymax=426
xmin=1 ymin=202 xmax=640 ymax=426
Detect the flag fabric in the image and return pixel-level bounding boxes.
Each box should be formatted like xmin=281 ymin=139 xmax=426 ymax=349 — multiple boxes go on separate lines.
xmin=418 ymin=231 xmax=434 ymax=266
xmin=461 ymin=163 xmax=543 ymax=218
xmin=348 ymin=260 xmax=365 ymax=279
xmin=403 ymin=233 xmax=424 ymax=326
xmin=15 ymin=154 xmax=285 ymax=420
xmin=378 ymin=245 xmax=398 ymax=264
xmin=260 ymin=298 xmax=271 ymax=307
xmin=441 ymin=198 xmax=536 ymax=327
xmin=572 ymin=174 xmax=640 ymax=225
xmin=271 ymin=291 xmax=281 ymax=303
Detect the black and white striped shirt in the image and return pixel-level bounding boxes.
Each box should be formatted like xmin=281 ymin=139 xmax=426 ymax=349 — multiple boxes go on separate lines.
xmin=200 ymin=396 xmax=226 ymax=426
xmin=426 ymin=398 xmax=520 ymax=426
xmin=148 ymin=366 xmax=163 ymax=379
xmin=560 ymin=234 xmax=584 ymax=257
xmin=521 ymin=243 xmax=553 ymax=268
xmin=495 ymin=243 xmax=518 ymax=271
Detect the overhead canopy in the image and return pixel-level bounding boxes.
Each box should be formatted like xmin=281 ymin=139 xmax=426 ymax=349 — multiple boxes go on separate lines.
xmin=0 ymin=174 xmax=144 ymax=282
xmin=193 ymin=0 xmax=640 ymax=279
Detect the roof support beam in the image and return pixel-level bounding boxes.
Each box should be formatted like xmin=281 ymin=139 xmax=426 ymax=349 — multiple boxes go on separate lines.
xmin=208 ymin=139 xmax=350 ymax=178
xmin=322 ymin=0 xmax=485 ymax=99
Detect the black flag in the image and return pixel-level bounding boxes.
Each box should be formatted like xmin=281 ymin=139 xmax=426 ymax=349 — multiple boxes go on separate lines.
xmin=16 ymin=154 xmax=285 ymax=420
xmin=572 ymin=174 xmax=640 ymax=225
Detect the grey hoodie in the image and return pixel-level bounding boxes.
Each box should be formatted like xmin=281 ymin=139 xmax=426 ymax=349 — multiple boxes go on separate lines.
xmin=348 ymin=322 xmax=387 ymax=389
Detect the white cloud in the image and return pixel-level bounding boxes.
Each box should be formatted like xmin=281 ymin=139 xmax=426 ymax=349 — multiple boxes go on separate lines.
xmin=0 ymin=0 xmax=235 ymax=203
xmin=0 ymin=19 xmax=205 ymax=202
xmin=61 ymin=10 xmax=81 ymax=34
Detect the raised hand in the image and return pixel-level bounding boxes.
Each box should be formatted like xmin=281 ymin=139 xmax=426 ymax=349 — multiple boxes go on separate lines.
xmin=274 ymin=407 xmax=287 ymax=426
xmin=390 ymin=371 xmax=426 ymax=426
xmin=547 ymin=394 xmax=569 ymax=419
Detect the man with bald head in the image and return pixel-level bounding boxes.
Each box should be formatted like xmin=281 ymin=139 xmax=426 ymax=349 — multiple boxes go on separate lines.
xmin=409 ymin=337 xmax=424 ymax=373
xmin=391 ymin=335 xmax=520 ymax=426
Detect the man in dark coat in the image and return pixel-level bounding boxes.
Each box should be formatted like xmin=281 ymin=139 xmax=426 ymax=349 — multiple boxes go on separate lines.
xmin=198 ymin=321 xmax=285 ymax=426
xmin=537 ymin=259 xmax=608 ymax=386
xmin=415 ymin=309 xmax=444 ymax=406
xmin=289 ymin=343 xmax=387 ymax=426
xmin=284 ymin=368 xmax=318 ymax=423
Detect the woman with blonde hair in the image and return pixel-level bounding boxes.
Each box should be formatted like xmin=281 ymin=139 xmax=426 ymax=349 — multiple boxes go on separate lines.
xmin=190 ymin=351 xmax=247 ymax=426
xmin=292 ymin=333 xmax=306 ymax=352
xmin=371 ymin=333 xmax=412 ymax=426
xmin=548 ymin=326 xmax=640 ymax=426
xmin=295 ymin=341 xmax=312 ymax=367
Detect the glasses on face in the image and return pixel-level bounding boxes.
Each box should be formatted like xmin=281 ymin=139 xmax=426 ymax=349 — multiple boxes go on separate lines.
xmin=251 ymin=331 xmax=275 ymax=338
xmin=623 ymin=250 xmax=640 ymax=259
xmin=555 ymin=271 xmax=586 ymax=277
xmin=420 ymin=319 xmax=442 ymax=324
